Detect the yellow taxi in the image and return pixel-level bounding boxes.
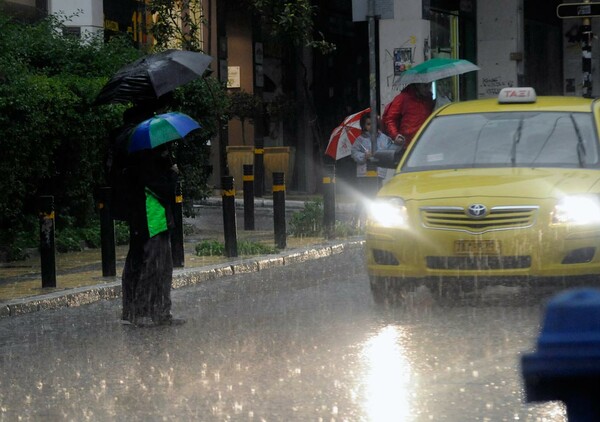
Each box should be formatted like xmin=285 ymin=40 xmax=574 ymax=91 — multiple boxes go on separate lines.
xmin=367 ymin=87 xmax=600 ymax=302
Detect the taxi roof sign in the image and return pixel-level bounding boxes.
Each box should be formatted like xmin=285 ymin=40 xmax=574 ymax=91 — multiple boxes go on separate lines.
xmin=557 ymin=2 xmax=600 ymax=19
xmin=498 ymin=87 xmax=537 ymax=104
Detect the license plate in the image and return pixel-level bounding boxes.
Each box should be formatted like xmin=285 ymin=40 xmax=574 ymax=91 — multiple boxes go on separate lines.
xmin=454 ymin=240 xmax=501 ymax=255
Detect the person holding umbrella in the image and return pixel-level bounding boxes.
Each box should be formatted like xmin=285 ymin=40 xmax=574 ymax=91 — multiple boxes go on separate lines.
xmin=383 ymin=58 xmax=480 ymax=148
xmin=97 ymin=50 xmax=210 ymax=326
xmin=124 ymin=143 xmax=183 ymax=327
xmin=117 ymin=107 xmax=200 ymax=327
xmin=350 ymin=114 xmax=392 ymax=226
xmin=381 ymin=82 xmax=435 ymax=149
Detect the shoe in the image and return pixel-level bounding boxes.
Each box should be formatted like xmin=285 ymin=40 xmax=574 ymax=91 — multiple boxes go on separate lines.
xmin=132 ymin=316 xmax=156 ymax=327
xmin=153 ymin=316 xmax=187 ymax=326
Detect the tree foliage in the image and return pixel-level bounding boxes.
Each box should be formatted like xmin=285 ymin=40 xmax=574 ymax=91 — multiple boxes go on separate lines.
xmin=0 ymin=12 xmax=138 ymax=256
xmin=227 ymin=90 xmax=263 ymax=145
xmin=149 ymin=0 xmax=205 ymax=52
xmin=0 ymin=10 xmax=226 ymax=259
xmin=249 ymin=0 xmax=335 ymax=53
xmin=172 ymin=77 xmax=229 ymax=213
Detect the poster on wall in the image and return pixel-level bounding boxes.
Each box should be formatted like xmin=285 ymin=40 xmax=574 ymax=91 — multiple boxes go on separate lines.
xmin=394 ymin=48 xmax=413 ymax=75
xmin=227 ymin=66 xmax=240 ymax=88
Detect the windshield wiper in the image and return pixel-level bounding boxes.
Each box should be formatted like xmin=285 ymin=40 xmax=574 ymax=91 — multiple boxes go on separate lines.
xmin=510 ymin=117 xmax=523 ymax=167
xmin=570 ymin=114 xmax=586 ymax=168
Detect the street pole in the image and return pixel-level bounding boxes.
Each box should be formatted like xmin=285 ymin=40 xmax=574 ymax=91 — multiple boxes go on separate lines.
xmin=582 ymin=0 xmax=593 ymax=98
xmin=366 ymin=0 xmax=380 ymax=196
xmin=368 ymin=0 xmax=378 ymax=153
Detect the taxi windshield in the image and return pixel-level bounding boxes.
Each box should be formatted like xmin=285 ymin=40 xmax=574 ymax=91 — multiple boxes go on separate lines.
xmin=402 ymin=111 xmax=599 ymax=171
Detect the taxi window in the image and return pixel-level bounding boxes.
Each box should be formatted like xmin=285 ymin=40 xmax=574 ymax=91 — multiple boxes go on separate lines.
xmin=402 ymin=112 xmax=599 ymax=171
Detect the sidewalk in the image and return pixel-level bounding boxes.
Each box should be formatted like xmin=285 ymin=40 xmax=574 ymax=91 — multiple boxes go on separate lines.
xmin=0 ymin=195 xmax=362 ymax=318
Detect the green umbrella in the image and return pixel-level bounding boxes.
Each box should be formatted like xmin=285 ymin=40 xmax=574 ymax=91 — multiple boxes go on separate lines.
xmin=398 ymin=58 xmax=480 ymax=85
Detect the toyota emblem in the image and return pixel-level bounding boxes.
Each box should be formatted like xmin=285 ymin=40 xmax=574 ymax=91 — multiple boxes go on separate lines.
xmin=467 ymin=204 xmax=487 ymax=218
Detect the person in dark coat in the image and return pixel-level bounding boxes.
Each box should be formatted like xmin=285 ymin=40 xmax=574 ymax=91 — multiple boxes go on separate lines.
xmin=113 ymin=94 xmax=185 ymax=327
xmin=124 ymin=144 xmax=184 ymax=326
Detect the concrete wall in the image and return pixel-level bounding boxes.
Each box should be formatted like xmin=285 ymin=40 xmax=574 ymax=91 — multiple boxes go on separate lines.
xmin=476 ymin=0 xmax=521 ymax=98
xmin=49 ymin=0 xmax=103 ymax=36
xmin=378 ymin=0 xmax=430 ymax=107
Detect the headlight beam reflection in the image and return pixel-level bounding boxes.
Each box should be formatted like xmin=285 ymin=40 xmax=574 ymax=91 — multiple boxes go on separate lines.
xmin=360 ymin=325 xmax=413 ymax=421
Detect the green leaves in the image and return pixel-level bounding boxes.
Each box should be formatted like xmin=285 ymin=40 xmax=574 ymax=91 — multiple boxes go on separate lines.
xmin=249 ymin=0 xmax=335 ymax=53
xmin=0 ymin=11 xmax=133 ymax=252
xmin=149 ymin=0 xmax=205 ymax=52
xmin=195 ymin=240 xmax=278 ymax=256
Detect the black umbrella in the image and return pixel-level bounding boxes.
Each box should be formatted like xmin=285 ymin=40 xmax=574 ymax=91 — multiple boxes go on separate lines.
xmin=94 ymin=49 xmax=213 ymax=105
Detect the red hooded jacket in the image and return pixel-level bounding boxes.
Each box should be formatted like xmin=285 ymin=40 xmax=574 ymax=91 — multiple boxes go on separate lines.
xmin=382 ymin=85 xmax=435 ymax=144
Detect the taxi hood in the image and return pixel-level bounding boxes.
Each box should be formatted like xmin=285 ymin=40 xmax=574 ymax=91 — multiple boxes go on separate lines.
xmin=380 ymin=168 xmax=600 ymax=201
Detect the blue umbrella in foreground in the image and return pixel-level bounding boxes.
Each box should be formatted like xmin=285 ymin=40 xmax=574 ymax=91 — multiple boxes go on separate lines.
xmin=128 ymin=112 xmax=201 ymax=153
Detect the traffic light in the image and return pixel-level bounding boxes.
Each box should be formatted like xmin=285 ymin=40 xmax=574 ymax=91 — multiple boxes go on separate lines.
xmin=557 ymin=2 xmax=600 ymax=19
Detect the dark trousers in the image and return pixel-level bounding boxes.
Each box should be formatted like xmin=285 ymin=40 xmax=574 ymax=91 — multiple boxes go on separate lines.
xmin=122 ymin=230 xmax=173 ymax=322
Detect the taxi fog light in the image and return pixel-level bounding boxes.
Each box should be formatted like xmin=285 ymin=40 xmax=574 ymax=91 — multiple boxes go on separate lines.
xmin=367 ymin=198 xmax=408 ymax=228
xmin=552 ymin=196 xmax=600 ymax=225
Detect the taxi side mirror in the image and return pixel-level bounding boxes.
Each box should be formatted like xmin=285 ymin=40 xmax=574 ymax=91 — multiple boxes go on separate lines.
xmin=373 ymin=146 xmax=404 ymax=169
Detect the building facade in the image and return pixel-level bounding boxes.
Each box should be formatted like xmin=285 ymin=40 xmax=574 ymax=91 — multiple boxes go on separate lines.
xmin=2 ymin=0 xmax=598 ymax=192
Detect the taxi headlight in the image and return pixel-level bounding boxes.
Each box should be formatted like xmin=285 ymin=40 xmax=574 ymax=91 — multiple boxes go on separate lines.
xmin=551 ymin=195 xmax=600 ymax=225
xmin=367 ymin=197 xmax=409 ymax=228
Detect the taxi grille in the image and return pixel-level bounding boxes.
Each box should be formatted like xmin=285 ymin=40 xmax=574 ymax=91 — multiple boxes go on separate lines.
xmin=421 ymin=206 xmax=538 ymax=233
xmin=426 ymin=256 xmax=531 ymax=270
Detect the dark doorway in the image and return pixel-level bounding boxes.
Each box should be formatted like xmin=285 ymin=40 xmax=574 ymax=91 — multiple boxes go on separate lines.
xmin=524 ymin=0 xmax=563 ymax=95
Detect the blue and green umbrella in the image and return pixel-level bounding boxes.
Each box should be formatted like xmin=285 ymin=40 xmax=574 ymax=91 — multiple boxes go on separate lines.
xmin=128 ymin=111 xmax=201 ymax=153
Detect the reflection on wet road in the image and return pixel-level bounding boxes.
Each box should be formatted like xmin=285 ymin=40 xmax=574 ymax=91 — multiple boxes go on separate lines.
xmin=0 ymin=248 xmax=571 ymax=421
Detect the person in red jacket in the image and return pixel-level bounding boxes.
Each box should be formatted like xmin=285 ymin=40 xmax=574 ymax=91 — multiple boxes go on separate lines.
xmin=382 ymin=83 xmax=435 ymax=148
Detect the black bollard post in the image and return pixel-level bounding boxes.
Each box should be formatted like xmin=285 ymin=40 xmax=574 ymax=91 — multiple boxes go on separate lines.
xmin=254 ymin=137 xmax=264 ymax=198
xmin=171 ymin=180 xmax=185 ymax=268
xmin=96 ymin=186 xmax=116 ymax=277
xmin=221 ymin=176 xmax=238 ymax=257
xmin=38 ymin=195 xmax=56 ymax=288
xmin=323 ymin=164 xmax=336 ymax=240
xmin=243 ymin=164 xmax=255 ymax=230
xmin=272 ymin=172 xmax=286 ymax=249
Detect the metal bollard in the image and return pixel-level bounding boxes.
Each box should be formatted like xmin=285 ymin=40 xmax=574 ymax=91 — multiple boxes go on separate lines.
xmin=323 ymin=164 xmax=336 ymax=240
xmin=521 ymin=288 xmax=600 ymax=421
xmin=243 ymin=164 xmax=255 ymax=230
xmin=221 ymin=176 xmax=238 ymax=257
xmin=171 ymin=181 xmax=185 ymax=268
xmin=95 ymin=186 xmax=116 ymax=277
xmin=272 ymin=172 xmax=286 ymax=249
xmin=254 ymin=137 xmax=264 ymax=198
xmin=38 ymin=195 xmax=56 ymax=288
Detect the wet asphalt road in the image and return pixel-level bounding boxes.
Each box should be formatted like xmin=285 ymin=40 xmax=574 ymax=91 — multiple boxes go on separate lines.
xmin=0 ymin=247 xmax=570 ymax=421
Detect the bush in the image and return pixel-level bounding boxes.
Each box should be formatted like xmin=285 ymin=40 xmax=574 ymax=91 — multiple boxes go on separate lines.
xmin=0 ymin=11 xmax=227 ymax=259
xmin=114 ymin=221 xmax=130 ymax=245
xmin=0 ymin=12 xmax=138 ymax=254
xmin=288 ymin=199 xmax=360 ymax=238
xmin=195 ymin=240 xmax=278 ymax=256
xmin=289 ymin=200 xmax=323 ymax=237
xmin=55 ymin=218 xmax=130 ymax=252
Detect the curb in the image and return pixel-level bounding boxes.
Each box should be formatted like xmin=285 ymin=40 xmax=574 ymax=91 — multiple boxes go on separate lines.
xmin=0 ymin=239 xmax=365 ymax=319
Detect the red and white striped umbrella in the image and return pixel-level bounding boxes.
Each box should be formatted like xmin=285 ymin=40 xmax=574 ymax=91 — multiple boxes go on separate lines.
xmin=325 ymin=107 xmax=371 ymax=160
